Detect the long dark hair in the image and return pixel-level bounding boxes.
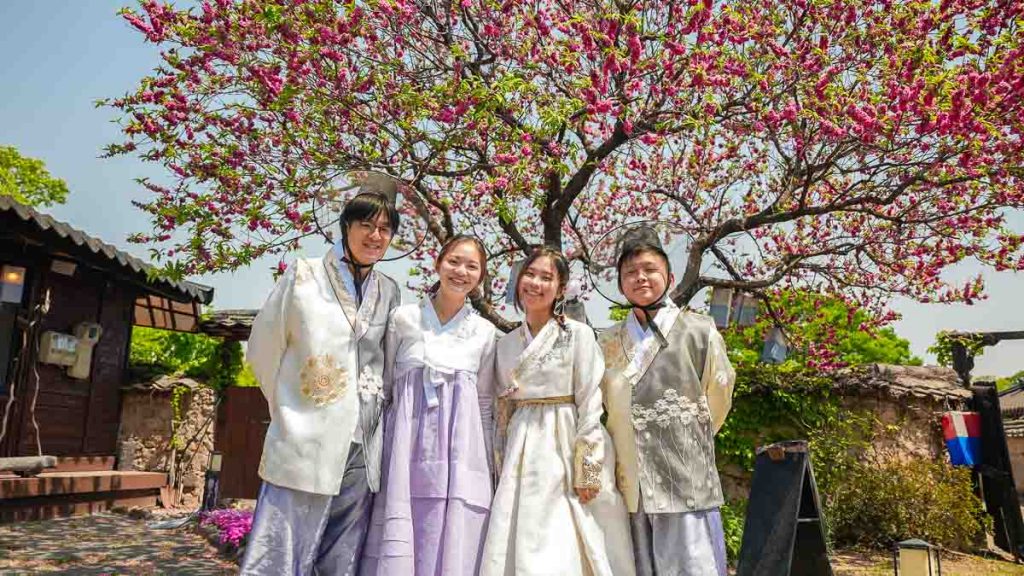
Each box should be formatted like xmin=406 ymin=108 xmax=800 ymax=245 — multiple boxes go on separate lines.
xmin=514 ymin=246 xmax=570 ymax=330
xmin=429 ymin=234 xmax=489 ymax=299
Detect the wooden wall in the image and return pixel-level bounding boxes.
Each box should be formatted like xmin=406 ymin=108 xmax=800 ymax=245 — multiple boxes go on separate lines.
xmin=0 ymin=243 xmax=134 ymax=458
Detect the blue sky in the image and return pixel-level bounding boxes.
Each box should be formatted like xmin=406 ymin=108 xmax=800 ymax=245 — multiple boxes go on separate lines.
xmin=2 ymin=1 xmax=1022 ymax=376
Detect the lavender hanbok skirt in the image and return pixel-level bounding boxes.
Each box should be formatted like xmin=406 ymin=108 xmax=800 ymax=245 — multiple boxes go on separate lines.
xmin=361 ymin=368 xmax=493 ymax=576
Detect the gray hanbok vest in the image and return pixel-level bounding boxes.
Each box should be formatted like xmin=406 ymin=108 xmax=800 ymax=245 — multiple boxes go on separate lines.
xmin=356 ymin=273 xmax=400 ymax=492
xmin=631 ymin=314 xmax=723 ymax=513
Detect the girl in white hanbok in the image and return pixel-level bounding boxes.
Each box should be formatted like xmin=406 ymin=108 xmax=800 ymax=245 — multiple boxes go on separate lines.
xmin=362 ymin=235 xmax=497 ymax=576
xmin=481 ymin=247 xmax=634 ymax=576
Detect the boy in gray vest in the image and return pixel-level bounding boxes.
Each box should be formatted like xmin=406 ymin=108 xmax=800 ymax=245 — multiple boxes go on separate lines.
xmin=598 ymin=226 xmax=736 ymax=576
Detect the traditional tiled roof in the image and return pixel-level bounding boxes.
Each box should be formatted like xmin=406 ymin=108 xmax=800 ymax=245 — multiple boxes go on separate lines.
xmin=1003 ymin=385 xmax=1024 ymax=438
xmin=999 ymin=384 xmax=1024 ymax=420
xmin=199 ymin=309 xmax=257 ymax=341
xmin=832 ymin=363 xmax=972 ymax=403
xmin=1004 ymin=418 xmax=1024 ymax=438
xmin=0 ymin=195 xmax=213 ymax=304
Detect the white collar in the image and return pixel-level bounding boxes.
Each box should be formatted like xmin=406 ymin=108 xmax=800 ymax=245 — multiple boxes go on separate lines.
xmin=421 ymin=297 xmax=471 ymax=334
xmin=522 ymin=316 xmax=557 ymax=347
xmin=625 ymin=300 xmax=680 ymax=345
xmin=332 ymin=241 xmax=375 ymax=305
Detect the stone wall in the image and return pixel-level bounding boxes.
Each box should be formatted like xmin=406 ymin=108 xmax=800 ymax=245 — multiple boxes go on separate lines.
xmin=718 ymin=365 xmax=967 ymax=502
xmin=839 ymin=393 xmax=948 ymax=464
xmin=117 ymin=380 xmax=217 ymax=509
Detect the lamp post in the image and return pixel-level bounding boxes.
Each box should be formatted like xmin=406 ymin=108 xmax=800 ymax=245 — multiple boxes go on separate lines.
xmin=893 ymin=539 xmax=942 ymax=576
xmin=201 ymin=451 xmax=223 ymax=511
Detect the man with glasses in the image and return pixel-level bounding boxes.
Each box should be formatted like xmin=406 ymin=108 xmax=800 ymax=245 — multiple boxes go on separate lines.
xmin=241 ymin=183 xmax=402 ymax=576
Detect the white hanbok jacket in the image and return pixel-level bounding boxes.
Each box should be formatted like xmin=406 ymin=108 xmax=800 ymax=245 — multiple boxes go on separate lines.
xmin=246 ymin=251 xmax=400 ymax=495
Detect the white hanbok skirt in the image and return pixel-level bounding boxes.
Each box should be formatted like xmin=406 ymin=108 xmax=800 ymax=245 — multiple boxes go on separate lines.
xmin=480 ymin=403 xmax=635 ymax=576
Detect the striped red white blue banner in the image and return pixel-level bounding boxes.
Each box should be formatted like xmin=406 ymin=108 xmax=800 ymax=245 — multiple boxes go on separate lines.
xmin=941 ymin=411 xmax=982 ymax=467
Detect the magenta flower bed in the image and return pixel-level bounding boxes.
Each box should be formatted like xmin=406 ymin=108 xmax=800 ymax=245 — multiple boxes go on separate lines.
xmin=199 ymin=509 xmax=253 ymax=548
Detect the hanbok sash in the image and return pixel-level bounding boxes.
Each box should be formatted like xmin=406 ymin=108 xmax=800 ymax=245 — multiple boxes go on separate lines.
xmin=419 ymin=298 xmax=476 ymax=407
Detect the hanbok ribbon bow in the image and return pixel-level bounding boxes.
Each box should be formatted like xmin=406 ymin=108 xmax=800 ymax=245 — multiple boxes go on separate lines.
xmin=423 ymin=364 xmax=454 ymax=408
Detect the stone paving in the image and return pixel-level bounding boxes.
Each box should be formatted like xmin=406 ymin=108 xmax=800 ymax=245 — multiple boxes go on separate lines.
xmin=0 ymin=513 xmax=236 ymax=575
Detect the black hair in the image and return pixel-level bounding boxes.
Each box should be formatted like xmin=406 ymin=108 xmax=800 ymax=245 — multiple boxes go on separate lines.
xmin=614 ymin=227 xmax=672 ymax=345
xmin=514 ymin=246 xmax=571 ymax=329
xmin=615 ymin=229 xmax=671 ymax=291
xmin=429 ymin=234 xmax=489 ymax=299
xmin=340 ymin=192 xmax=401 ymax=237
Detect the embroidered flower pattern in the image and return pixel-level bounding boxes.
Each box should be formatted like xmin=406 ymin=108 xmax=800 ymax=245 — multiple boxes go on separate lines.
xmin=506 ymin=327 xmax=572 ymax=397
xmin=451 ymin=312 xmax=477 ymax=342
xmin=357 ymin=365 xmax=384 ymax=399
xmin=631 ymin=389 xmax=711 ymax=431
xmin=526 ymin=329 xmax=572 ymax=371
xmin=497 ymin=377 xmax=519 ymax=398
xmin=574 ymin=439 xmax=602 ymax=491
xmin=300 ymin=354 xmax=348 ymax=407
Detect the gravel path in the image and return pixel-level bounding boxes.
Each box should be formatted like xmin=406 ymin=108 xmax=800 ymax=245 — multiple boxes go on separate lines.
xmin=0 ymin=513 xmax=236 ymax=575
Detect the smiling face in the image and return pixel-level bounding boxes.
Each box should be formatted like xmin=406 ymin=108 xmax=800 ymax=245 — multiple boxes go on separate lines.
xmin=619 ymin=249 xmax=672 ymax=308
xmin=517 ymin=255 xmax=564 ymax=317
xmin=345 ymin=211 xmax=393 ymax=264
xmin=436 ymin=239 xmax=485 ymax=299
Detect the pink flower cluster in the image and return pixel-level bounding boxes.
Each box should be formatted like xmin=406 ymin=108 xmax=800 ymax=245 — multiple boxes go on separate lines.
xmin=104 ymin=0 xmax=1024 ymax=340
xmin=200 ymin=508 xmax=254 ymax=548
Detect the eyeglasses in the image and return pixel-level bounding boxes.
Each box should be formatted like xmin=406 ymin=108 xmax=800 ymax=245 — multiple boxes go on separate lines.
xmin=354 ymin=220 xmax=393 ymax=239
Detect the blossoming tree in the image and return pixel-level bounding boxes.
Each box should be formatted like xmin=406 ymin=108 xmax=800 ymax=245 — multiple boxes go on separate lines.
xmin=106 ymin=0 xmax=1024 ymax=331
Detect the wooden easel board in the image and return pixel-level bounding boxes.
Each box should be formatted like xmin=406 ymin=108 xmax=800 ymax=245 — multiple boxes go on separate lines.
xmin=737 ymin=440 xmax=833 ymax=576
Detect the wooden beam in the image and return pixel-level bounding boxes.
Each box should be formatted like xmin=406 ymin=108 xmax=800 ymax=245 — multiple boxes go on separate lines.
xmin=0 ymin=470 xmax=166 ymax=499
xmin=948 ymin=330 xmax=1024 ymax=345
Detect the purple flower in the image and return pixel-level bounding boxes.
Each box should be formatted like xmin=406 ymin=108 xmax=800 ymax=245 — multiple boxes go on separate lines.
xmin=200 ymin=509 xmax=254 ymax=547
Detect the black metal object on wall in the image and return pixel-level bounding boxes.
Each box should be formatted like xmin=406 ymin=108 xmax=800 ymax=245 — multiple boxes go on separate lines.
xmin=972 ymin=383 xmax=1024 ymax=559
xmin=948 ymin=331 xmax=1024 ymax=560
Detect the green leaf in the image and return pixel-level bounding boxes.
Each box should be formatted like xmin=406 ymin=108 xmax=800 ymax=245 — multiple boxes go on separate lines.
xmin=0 ymin=146 xmax=70 ymax=207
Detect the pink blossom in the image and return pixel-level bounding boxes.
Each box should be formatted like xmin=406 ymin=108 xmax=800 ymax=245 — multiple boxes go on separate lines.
xmin=200 ymin=509 xmax=254 ymax=547
xmin=106 ymin=0 xmax=1024 ymax=337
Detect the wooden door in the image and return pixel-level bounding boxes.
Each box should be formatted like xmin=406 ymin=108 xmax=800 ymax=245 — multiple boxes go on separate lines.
xmin=215 ymin=386 xmax=270 ymax=500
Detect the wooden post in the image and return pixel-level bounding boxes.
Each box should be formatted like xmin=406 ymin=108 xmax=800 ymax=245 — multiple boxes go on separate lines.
xmin=950 ymin=340 xmax=974 ymax=388
xmin=972 ymin=383 xmax=1024 ymax=559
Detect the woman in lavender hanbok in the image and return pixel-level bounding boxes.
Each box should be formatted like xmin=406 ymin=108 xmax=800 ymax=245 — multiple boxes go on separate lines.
xmin=360 ymin=235 xmax=497 ymax=576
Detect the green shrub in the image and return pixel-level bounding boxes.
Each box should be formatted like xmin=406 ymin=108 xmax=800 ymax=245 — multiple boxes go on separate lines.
xmin=236 ymin=362 xmax=259 ymax=387
xmin=807 ymin=410 xmax=876 ymax=521
xmin=826 ymin=459 xmax=988 ymax=551
xmin=806 ymin=410 xmax=987 ymax=552
xmin=130 ymin=325 xmax=247 ymax=390
xmin=716 ymin=361 xmax=839 ymax=472
xmin=720 ymin=499 xmax=747 ymax=565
